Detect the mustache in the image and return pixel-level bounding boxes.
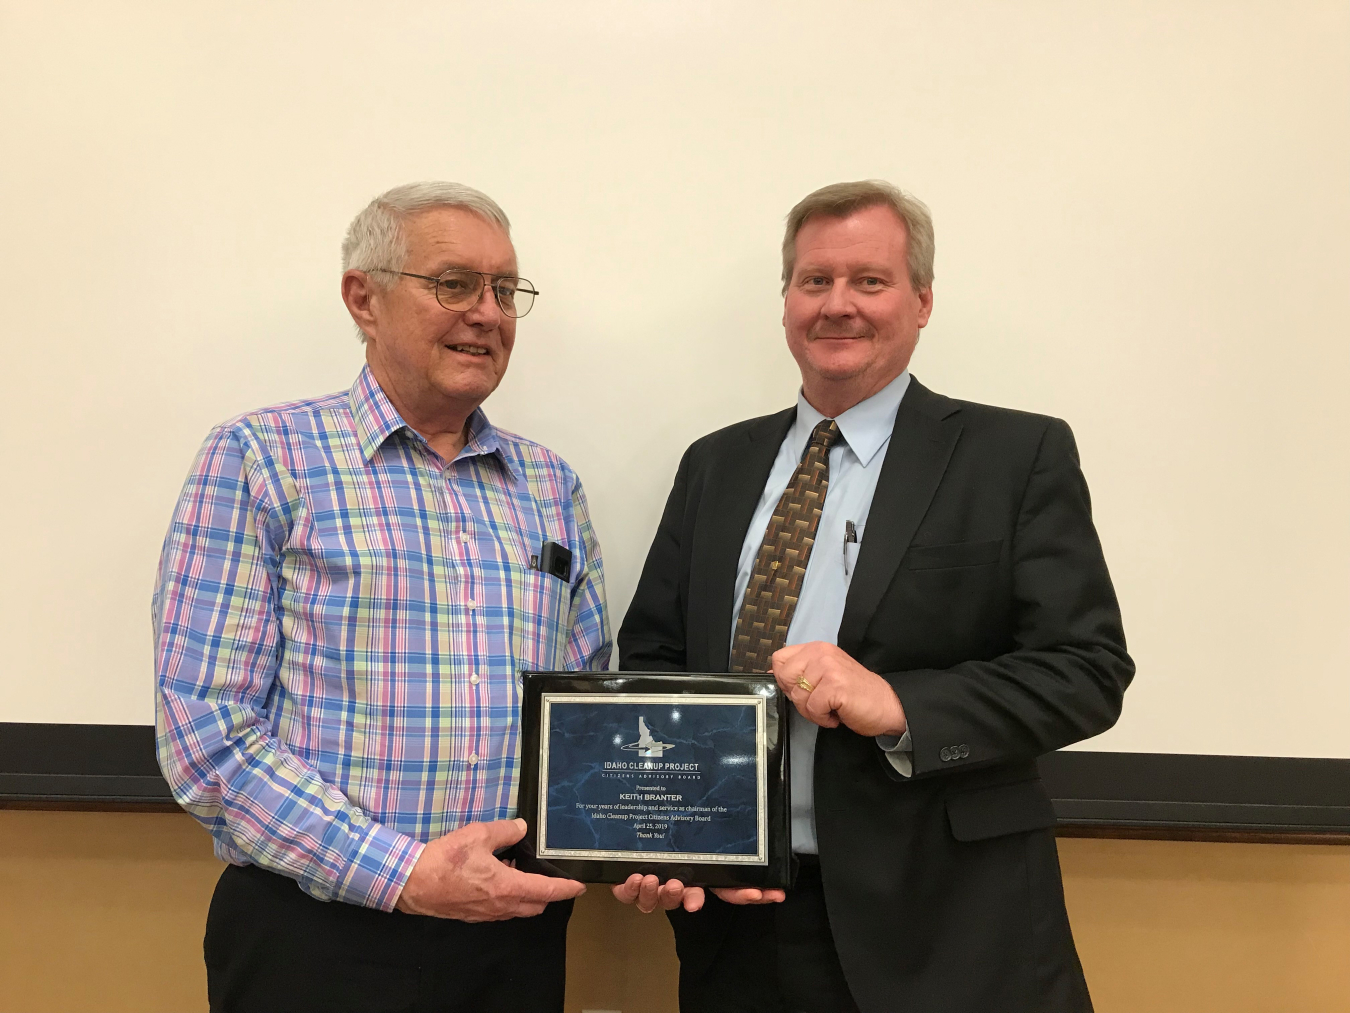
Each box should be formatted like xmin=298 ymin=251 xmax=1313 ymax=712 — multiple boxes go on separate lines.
xmin=808 ymin=327 xmax=872 ymax=340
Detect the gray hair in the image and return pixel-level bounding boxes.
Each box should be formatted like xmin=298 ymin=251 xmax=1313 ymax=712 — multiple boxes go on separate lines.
xmin=341 ymin=181 xmax=512 ymax=342
xmin=781 ymin=180 xmax=934 ymax=295
xmin=342 ymin=180 xmax=511 ymax=283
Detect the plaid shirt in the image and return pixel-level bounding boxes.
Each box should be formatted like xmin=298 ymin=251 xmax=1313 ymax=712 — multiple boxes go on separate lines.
xmin=154 ymin=366 xmax=610 ymax=911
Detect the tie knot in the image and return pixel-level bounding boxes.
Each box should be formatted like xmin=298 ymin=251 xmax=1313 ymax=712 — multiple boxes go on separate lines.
xmin=810 ymin=419 xmax=841 ymax=451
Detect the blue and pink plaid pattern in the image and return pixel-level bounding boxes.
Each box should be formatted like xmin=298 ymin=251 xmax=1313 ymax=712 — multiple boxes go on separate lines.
xmin=154 ymin=366 xmax=610 ymax=911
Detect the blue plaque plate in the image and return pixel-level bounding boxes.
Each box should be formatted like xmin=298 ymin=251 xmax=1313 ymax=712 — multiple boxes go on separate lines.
xmin=539 ymin=694 xmax=766 ymax=864
xmin=514 ymin=673 xmax=790 ymax=887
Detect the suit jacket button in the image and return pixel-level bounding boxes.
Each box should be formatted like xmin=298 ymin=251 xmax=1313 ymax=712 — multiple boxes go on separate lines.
xmin=959 ymin=744 xmax=970 ymax=758
xmin=940 ymin=746 xmax=952 ymax=761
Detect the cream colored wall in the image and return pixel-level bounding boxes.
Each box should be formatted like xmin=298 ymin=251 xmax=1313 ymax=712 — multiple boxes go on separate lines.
xmin=2 ymin=812 xmax=1346 ymax=1013
xmin=2 ymin=1 xmax=1349 ymax=761
xmin=3 ymin=7 xmax=1348 ymax=1009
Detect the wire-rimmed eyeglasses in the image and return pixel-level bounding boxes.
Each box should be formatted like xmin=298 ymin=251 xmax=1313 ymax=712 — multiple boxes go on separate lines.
xmin=369 ymin=268 xmax=538 ymax=318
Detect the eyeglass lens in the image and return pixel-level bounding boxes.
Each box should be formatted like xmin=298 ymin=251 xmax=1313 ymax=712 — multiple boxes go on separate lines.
xmin=435 ymin=270 xmax=535 ymax=318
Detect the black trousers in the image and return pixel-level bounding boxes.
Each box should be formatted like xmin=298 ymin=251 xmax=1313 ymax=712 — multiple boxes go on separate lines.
xmin=204 ymin=863 xmax=572 ymax=1013
xmin=679 ymin=856 xmax=861 ymax=1013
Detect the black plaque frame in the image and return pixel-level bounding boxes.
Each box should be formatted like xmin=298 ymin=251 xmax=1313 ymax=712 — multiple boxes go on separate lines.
xmin=513 ymin=671 xmax=792 ymax=888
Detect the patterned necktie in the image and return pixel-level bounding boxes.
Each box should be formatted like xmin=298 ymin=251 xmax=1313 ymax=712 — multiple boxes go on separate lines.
xmin=730 ymin=419 xmax=842 ymax=673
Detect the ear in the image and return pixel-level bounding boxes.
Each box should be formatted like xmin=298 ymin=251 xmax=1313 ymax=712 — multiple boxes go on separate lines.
xmin=341 ymin=270 xmax=380 ymax=343
xmin=915 ymin=286 xmax=934 ymax=329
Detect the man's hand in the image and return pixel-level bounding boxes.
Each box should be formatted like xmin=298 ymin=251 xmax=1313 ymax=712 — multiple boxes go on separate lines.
xmin=772 ymin=641 xmax=906 ymax=737
xmin=395 ymin=818 xmax=585 ymax=921
xmin=612 ymin=875 xmax=702 ymax=913
xmin=612 ymin=875 xmax=785 ymax=913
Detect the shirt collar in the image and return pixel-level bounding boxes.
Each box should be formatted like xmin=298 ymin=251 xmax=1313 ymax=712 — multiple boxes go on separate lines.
xmin=351 ymin=365 xmax=407 ymax=460
xmin=349 ymin=365 xmax=516 ymax=479
xmin=457 ymin=407 xmax=517 ymax=482
xmin=794 ymin=370 xmax=911 ymax=468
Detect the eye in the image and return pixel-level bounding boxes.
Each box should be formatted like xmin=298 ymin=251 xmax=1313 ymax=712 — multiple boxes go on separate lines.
xmin=801 ymin=275 xmax=830 ymax=289
xmin=857 ymin=277 xmax=884 ymax=289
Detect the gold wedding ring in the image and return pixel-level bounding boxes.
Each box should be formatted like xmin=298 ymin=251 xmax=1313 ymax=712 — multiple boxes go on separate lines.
xmin=796 ymin=677 xmax=813 ymax=693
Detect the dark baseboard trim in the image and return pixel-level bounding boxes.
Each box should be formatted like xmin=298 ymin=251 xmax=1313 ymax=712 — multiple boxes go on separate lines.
xmin=0 ymin=723 xmax=173 ymax=806
xmin=1054 ymin=825 xmax=1350 ymax=845
xmin=1037 ymin=750 xmax=1350 ymax=838
xmin=0 ymin=798 xmax=182 ymax=813
xmin=3 ymin=723 xmax=1348 ymax=842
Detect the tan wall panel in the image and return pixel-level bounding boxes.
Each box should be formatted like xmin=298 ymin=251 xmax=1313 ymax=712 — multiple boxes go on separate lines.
xmin=0 ymin=811 xmax=221 ymax=1013
xmin=565 ymin=888 xmax=679 ymax=1013
xmin=1059 ymin=837 xmax=1350 ymax=1013
xmin=1 ymin=812 xmax=1347 ymax=1012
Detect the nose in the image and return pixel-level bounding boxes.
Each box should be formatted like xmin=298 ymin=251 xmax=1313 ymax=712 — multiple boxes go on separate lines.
xmin=463 ymin=280 xmax=504 ymax=327
xmin=821 ymin=277 xmax=857 ymax=318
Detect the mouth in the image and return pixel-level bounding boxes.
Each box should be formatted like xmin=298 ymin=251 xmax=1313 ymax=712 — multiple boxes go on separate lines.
xmin=812 ymin=334 xmax=866 ymax=341
xmin=446 ymin=343 xmax=491 ymax=357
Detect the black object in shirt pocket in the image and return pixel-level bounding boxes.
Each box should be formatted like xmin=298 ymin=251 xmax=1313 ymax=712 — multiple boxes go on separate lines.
xmin=904 ymin=538 xmax=1004 ymax=570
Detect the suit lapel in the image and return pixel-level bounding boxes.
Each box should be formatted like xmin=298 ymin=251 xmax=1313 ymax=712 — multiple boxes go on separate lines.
xmin=837 ymin=379 xmax=963 ymax=655
xmin=700 ymin=408 xmax=796 ymax=671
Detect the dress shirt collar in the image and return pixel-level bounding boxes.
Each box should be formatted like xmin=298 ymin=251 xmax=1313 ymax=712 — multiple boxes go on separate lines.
xmin=350 ymin=365 xmax=515 ymax=479
xmin=793 ymin=369 xmax=911 ymax=467
xmin=352 ymin=365 xmax=406 ymax=460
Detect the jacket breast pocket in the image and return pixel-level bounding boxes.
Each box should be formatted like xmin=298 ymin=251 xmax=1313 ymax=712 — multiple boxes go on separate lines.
xmin=945 ymin=778 xmax=1058 ymax=842
xmin=905 ymin=538 xmax=1004 ymax=571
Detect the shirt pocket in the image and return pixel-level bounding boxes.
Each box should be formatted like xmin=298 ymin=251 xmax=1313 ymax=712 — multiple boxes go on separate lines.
xmin=904 ymin=538 xmax=1004 ymax=571
xmin=475 ymin=527 xmax=574 ymax=673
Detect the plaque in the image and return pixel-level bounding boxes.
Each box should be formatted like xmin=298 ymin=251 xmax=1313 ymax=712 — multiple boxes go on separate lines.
xmin=512 ymin=672 xmax=791 ymax=888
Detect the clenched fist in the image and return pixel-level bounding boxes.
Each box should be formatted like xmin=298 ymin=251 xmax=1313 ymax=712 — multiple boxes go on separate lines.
xmin=772 ymin=641 xmax=906 ymax=737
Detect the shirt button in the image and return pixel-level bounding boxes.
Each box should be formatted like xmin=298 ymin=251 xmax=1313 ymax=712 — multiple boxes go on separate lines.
xmin=468 ymin=753 xmax=479 ymax=766
xmin=469 ymin=673 xmax=480 ymax=686
xmin=467 ymin=599 xmax=477 ymax=609
xmin=460 ymin=532 xmax=471 ymax=543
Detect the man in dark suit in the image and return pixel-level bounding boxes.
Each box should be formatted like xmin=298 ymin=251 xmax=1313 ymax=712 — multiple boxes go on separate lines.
xmin=612 ymin=180 xmax=1133 ymax=1012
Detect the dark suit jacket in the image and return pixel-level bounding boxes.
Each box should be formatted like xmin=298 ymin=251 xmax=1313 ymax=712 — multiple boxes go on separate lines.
xmin=618 ymin=378 xmax=1133 ymax=1013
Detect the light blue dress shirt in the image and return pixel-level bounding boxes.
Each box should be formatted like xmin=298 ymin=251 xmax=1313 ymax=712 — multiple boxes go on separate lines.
xmin=731 ymin=371 xmax=914 ymax=854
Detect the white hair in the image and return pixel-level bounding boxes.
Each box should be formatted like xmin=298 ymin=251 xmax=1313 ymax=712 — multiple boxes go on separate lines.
xmin=341 ymin=182 xmax=511 ymax=340
xmin=342 ymin=181 xmax=511 ymax=278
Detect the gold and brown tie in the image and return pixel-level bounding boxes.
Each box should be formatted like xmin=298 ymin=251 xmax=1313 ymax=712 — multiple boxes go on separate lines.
xmin=730 ymin=419 xmax=841 ymax=673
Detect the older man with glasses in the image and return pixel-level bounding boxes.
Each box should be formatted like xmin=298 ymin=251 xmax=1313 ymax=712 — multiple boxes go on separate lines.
xmin=154 ymin=182 xmax=606 ymax=1013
